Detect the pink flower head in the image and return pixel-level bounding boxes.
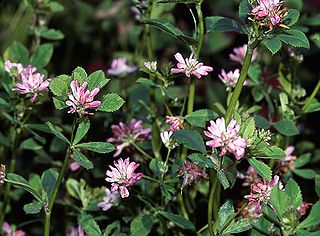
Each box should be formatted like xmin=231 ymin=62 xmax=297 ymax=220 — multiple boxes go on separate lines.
xmin=244 ymin=175 xmax=283 ymax=214
xmin=252 ymin=0 xmax=285 ymax=25
xmin=107 ymin=119 xmax=151 ymax=157
xmin=166 ymin=116 xmax=184 ymax=132
xmin=105 ymin=157 xmax=143 ymax=198
xmin=218 ymin=69 xmax=248 ymax=91
xmin=13 ymin=65 xmax=50 ymax=103
xmin=97 ymin=188 xmax=120 ymax=211
xmin=69 ymin=161 xmax=81 ymax=172
xmin=178 ymin=161 xmax=208 ymax=190
xmin=65 ymin=80 xmax=101 ymax=114
xmin=237 ymin=166 xmax=258 ymax=187
xmin=229 ymin=44 xmax=258 ymax=64
xmin=298 ymin=202 xmax=312 ymax=216
xmin=171 ymin=53 xmax=213 ymax=79
xmin=2 ymin=222 xmax=26 ymax=236
xmin=276 ymin=146 xmax=297 ymax=175
xmin=67 ymin=225 xmax=87 ymax=236
xmin=4 ymin=60 xmax=24 ymax=75
xmin=204 ymin=117 xmax=248 ymax=160
xmin=107 ymin=58 xmax=137 ymax=76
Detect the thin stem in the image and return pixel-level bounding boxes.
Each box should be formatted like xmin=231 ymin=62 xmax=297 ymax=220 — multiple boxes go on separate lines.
xmin=208 ymin=172 xmax=218 ymax=236
xmin=44 ymin=117 xmax=77 ymax=236
xmin=302 ymin=78 xmax=320 ymax=112
xmin=143 ymin=175 xmax=160 ymax=184
xmin=224 ymin=41 xmax=260 ymax=124
xmin=177 ymin=192 xmax=189 ymax=219
xmin=164 ymin=149 xmax=171 ymax=166
xmin=131 ymin=142 xmax=153 ymax=160
xmin=195 ymin=3 xmax=204 ymax=58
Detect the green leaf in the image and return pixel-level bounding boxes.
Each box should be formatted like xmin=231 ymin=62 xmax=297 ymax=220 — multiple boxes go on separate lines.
xmin=98 ymin=93 xmax=125 ymax=112
xmin=218 ymin=201 xmax=234 ymax=229
xmin=73 ymin=121 xmax=90 ymax=145
xmin=248 ymin=158 xmax=272 ymax=181
xmin=293 ymin=169 xmax=317 ymax=179
xmin=66 ymin=178 xmax=82 ymax=200
xmin=263 ymin=38 xmax=282 ymax=55
xmin=284 ymin=9 xmax=300 ymax=26
xmin=143 ymin=19 xmax=196 ymax=46
xmin=48 ymin=1 xmax=64 ymax=12
xmin=315 ymin=175 xmax=320 ymax=198
xmin=159 ymin=211 xmax=195 ymax=230
xmin=75 ymin=142 xmax=114 ymax=154
xmin=254 ymin=145 xmax=286 ymax=159
xmin=41 ymin=168 xmax=58 ymax=201
xmin=78 ymin=213 xmax=102 ymax=236
xmin=0 ymin=97 xmax=10 ymax=109
xmin=240 ymin=117 xmax=255 ymax=139
xmin=185 ymin=109 xmax=218 ymax=128
xmin=7 ymin=173 xmax=42 ymax=202
xmin=87 ymin=70 xmax=109 ymax=90
xmin=294 ymin=153 xmax=311 ymax=168
xmin=218 ymin=170 xmax=231 ymax=189
xmin=39 ymin=27 xmax=64 ymax=40
xmin=23 ymin=201 xmax=43 ymax=214
xmin=286 ymin=0 xmax=303 ymax=11
xmin=273 ymin=120 xmax=299 ymax=136
xmin=205 ymin=16 xmax=245 ymax=34
xmin=4 ymin=42 xmax=29 ymax=65
xmin=270 ymin=185 xmax=292 ymax=217
xmin=136 ymin=78 xmax=157 ymax=87
xmin=72 ymin=148 xmax=94 ymax=170
xmin=72 ymin=67 xmax=87 ymax=84
xmin=285 ymin=179 xmax=302 ymax=208
xmin=305 ymin=100 xmax=320 ymax=113
xmin=30 ymin=44 xmax=53 ymax=68
xmin=172 ymin=130 xmax=206 ymax=153
xmin=239 ymin=0 xmax=252 ymax=21
xmin=130 ymin=213 xmax=155 ymax=236
xmin=277 ymin=29 xmax=310 ymax=49
xmin=298 ymin=201 xmax=320 ymax=229
xmin=49 ymin=74 xmax=70 ymax=97
xmin=149 ymin=159 xmax=167 ymax=178
xmin=46 ymin=121 xmax=70 ymax=144
xmin=187 ymin=153 xmax=214 ymax=169
xmin=19 ymin=138 xmax=42 ymax=150
xmin=223 ymin=218 xmax=252 ymax=234
xmin=254 ymin=115 xmax=270 ymax=129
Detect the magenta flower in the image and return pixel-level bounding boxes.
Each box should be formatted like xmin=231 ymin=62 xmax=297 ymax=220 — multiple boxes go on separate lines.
xmin=218 ymin=69 xmax=248 ymax=91
xmin=171 ymin=53 xmax=213 ymax=79
xmin=105 ymin=158 xmax=143 ymax=198
xmin=107 ymin=58 xmax=137 ymax=76
xmin=229 ymin=44 xmax=257 ymax=64
xmin=67 ymin=225 xmax=87 ymax=236
xmin=244 ymin=175 xmax=282 ymax=214
xmin=204 ymin=117 xmax=248 ymax=160
xmin=298 ymin=201 xmax=312 ymax=216
xmin=107 ymin=119 xmax=151 ymax=157
xmin=166 ymin=116 xmax=184 ymax=132
xmin=69 ymin=161 xmax=81 ymax=172
xmin=97 ymin=188 xmax=120 ymax=211
xmin=13 ymin=65 xmax=50 ymax=103
xmin=252 ymin=0 xmax=285 ymax=25
xmin=65 ymin=80 xmax=101 ymax=114
xmin=237 ymin=166 xmax=258 ymax=187
xmin=178 ymin=161 xmax=208 ymax=190
xmin=2 ymin=222 xmax=26 ymax=236
xmin=4 ymin=60 xmax=23 ymax=75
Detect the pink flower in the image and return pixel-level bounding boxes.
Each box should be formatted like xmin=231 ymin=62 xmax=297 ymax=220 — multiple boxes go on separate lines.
xmin=105 ymin=158 xmax=143 ymax=198
xmin=244 ymin=175 xmax=283 ymax=215
xmin=107 ymin=119 xmax=151 ymax=157
xmin=144 ymin=61 xmax=157 ymax=72
xmin=67 ymin=225 xmax=87 ymax=236
xmin=4 ymin=60 xmax=24 ymax=75
xmin=65 ymin=80 xmax=101 ymax=114
xmin=171 ymin=53 xmax=213 ymax=79
xmin=165 ymin=116 xmax=184 ymax=132
xmin=252 ymin=0 xmax=285 ymax=25
xmin=298 ymin=202 xmax=312 ymax=216
xmin=218 ymin=69 xmax=248 ymax=91
xmin=229 ymin=44 xmax=258 ymax=64
xmin=204 ymin=117 xmax=248 ymax=160
xmin=178 ymin=161 xmax=208 ymax=190
xmin=13 ymin=65 xmax=50 ymax=103
xmin=276 ymin=146 xmax=297 ymax=175
xmin=237 ymin=166 xmax=258 ymax=187
xmin=2 ymin=222 xmax=26 ymax=236
xmin=97 ymin=188 xmax=120 ymax=211
xmin=107 ymin=58 xmax=137 ymax=76
xmin=69 ymin=161 xmax=81 ymax=172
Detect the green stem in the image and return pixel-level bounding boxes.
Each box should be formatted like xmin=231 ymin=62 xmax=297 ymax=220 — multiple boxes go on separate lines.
xmin=302 ymin=78 xmax=320 ymax=112
xmin=195 ymin=3 xmax=204 ymax=58
xmin=208 ymin=172 xmax=218 ymax=236
xmin=224 ymin=41 xmax=259 ymax=124
xmin=44 ymin=118 xmax=77 ymax=236
xmin=131 ymin=142 xmax=153 ymax=160
xmin=164 ymin=149 xmax=171 ymax=166
xmin=142 ymin=175 xmax=160 ymax=184
xmin=177 ymin=192 xmax=189 ymax=219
